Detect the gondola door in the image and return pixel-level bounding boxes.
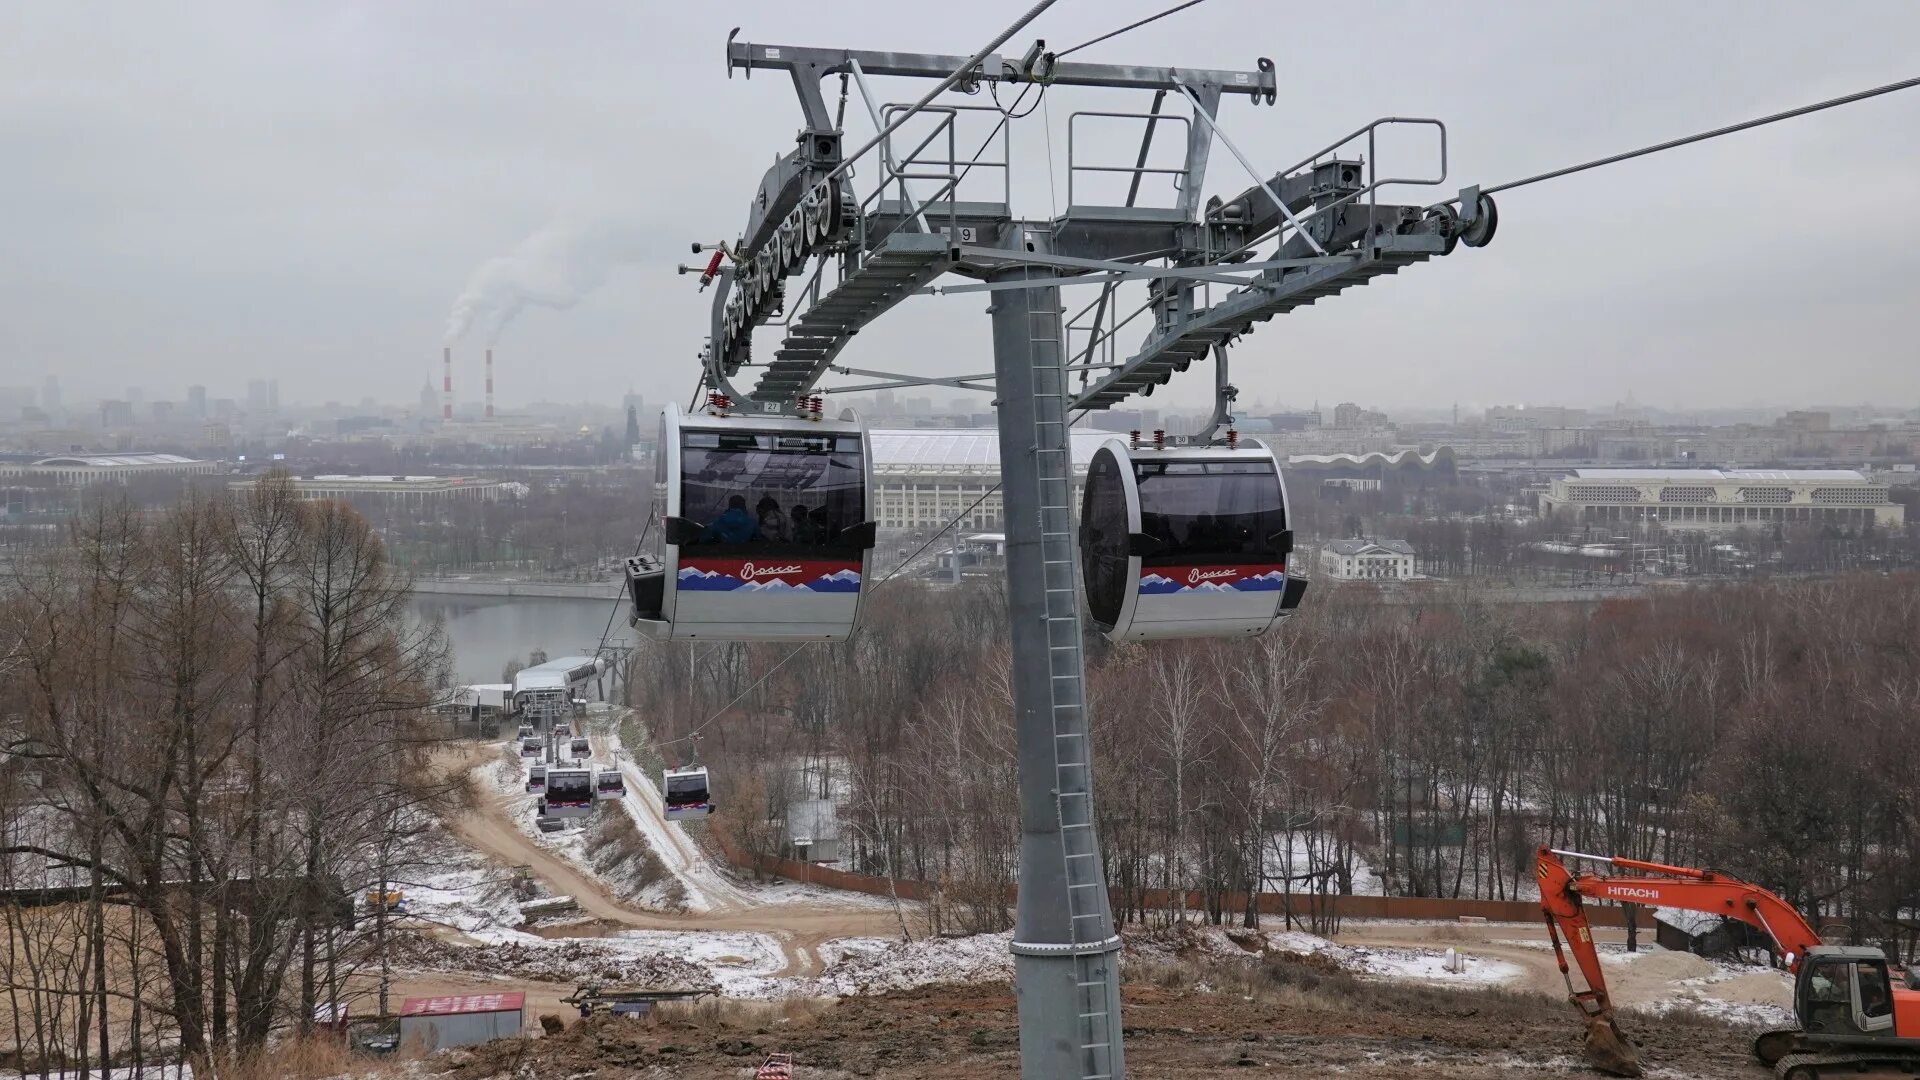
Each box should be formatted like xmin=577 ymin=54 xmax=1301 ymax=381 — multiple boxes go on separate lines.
xmin=1080 ymin=438 xmax=1306 ymax=640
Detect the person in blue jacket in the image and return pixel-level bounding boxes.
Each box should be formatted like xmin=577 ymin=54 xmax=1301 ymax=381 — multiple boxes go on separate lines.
xmin=701 ymin=494 xmax=758 ymax=543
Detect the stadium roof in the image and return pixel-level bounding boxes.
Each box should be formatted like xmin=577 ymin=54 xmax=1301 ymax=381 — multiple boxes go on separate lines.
xmin=1569 ymin=468 xmax=1869 ymax=482
xmin=1286 ymin=448 xmax=1454 ymax=470
xmin=31 ymin=453 xmax=205 ymax=467
xmin=869 ymin=428 xmax=1112 ymax=472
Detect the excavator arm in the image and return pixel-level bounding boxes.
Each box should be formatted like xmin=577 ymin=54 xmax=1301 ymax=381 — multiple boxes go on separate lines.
xmin=1536 ymin=847 xmax=1826 ymax=1077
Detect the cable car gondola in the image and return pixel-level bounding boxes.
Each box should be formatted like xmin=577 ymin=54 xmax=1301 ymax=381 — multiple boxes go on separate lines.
xmin=526 ymin=763 xmax=547 ymax=794
xmin=595 ymin=769 xmax=625 ymax=798
xmin=662 ymin=765 xmax=712 ymax=821
xmin=1079 ymin=436 xmax=1308 ymax=640
xmin=627 ymin=402 xmax=876 ymax=641
xmin=540 ymin=767 xmax=595 ymax=819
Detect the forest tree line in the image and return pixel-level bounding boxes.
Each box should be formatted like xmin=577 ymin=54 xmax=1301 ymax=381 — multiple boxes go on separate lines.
xmin=638 ymin=572 xmax=1920 ymax=954
xmin=0 ymin=477 xmax=449 ymax=1073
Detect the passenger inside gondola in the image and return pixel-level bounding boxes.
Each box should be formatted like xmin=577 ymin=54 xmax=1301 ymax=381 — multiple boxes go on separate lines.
xmin=679 ymin=430 xmax=868 ymax=553
xmin=755 ymin=496 xmax=788 ymax=541
xmin=701 ymin=494 xmax=757 ymax=543
xmin=789 ymin=504 xmax=817 ymax=542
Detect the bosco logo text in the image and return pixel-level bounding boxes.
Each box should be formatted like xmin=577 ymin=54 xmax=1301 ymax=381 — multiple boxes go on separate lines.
xmin=1187 ymin=567 xmax=1239 ymax=585
xmin=740 ymin=562 xmax=804 ymax=580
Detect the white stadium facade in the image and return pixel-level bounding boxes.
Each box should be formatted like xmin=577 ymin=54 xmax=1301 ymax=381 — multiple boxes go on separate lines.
xmin=1539 ymin=468 xmax=1903 ymax=532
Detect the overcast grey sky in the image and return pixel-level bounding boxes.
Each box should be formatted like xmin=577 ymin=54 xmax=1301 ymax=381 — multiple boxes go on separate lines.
xmin=3 ymin=1 xmax=1917 ymax=414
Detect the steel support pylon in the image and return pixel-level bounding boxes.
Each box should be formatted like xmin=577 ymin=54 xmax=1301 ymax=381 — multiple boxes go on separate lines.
xmin=989 ymin=259 xmax=1125 ymax=1080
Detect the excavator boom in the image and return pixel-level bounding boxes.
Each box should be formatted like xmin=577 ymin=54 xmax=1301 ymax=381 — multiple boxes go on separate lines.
xmin=1536 ymin=847 xmax=1827 ymax=1077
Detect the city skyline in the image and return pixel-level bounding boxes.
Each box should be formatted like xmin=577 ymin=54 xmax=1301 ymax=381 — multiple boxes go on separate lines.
xmin=2 ymin=2 xmax=1917 ymax=413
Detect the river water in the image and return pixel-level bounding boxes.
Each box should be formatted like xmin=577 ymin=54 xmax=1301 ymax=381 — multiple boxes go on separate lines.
xmin=412 ymin=594 xmax=632 ymax=685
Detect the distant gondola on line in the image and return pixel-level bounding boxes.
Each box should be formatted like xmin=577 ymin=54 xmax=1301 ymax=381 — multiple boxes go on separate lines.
xmin=540 ymin=767 xmax=595 ymax=819
xmin=1079 ymin=435 xmax=1308 ymax=640
xmin=595 ymin=769 xmax=625 ymax=798
xmin=663 ymin=765 xmax=712 ymax=821
xmin=526 ymin=763 xmax=546 ymax=794
xmin=627 ymin=401 xmax=876 ymax=641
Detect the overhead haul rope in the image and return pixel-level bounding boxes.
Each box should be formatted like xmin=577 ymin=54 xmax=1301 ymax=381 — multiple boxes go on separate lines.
xmin=592 ymin=507 xmax=655 ymax=660
xmin=1451 ymin=72 xmax=1920 ymax=202
xmin=1054 ymin=0 xmax=1214 ymax=60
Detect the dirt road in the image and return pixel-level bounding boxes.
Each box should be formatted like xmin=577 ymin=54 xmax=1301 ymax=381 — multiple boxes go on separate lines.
xmin=442 ymin=743 xmax=901 ymax=976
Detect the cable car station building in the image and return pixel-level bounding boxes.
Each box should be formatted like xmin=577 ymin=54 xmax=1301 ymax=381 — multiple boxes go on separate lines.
xmin=1539 ymin=468 xmax=1903 ymax=532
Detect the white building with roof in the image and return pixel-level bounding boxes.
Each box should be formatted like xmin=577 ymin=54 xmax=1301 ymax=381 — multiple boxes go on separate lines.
xmin=0 ymin=453 xmax=221 ymax=486
xmin=1540 ymin=468 xmax=1903 ymax=532
xmin=228 ymin=474 xmax=504 ymax=506
xmin=1318 ymin=539 xmax=1417 ymax=581
xmin=868 ymin=428 xmax=1112 ymax=533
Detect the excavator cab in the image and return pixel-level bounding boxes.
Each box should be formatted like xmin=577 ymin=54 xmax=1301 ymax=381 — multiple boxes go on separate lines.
xmin=1796 ymin=947 xmax=1895 ymax=1037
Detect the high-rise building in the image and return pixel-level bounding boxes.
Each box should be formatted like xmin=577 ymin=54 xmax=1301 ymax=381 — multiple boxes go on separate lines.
xmin=268 ymin=379 xmax=280 ymax=411
xmin=41 ymin=375 xmax=62 ymax=415
xmin=100 ymin=400 xmax=135 ymax=427
xmin=418 ymin=379 xmax=438 ymax=417
xmin=247 ymin=379 xmax=271 ymax=412
xmin=625 ymin=404 xmax=641 ymax=456
xmin=187 ymin=385 xmax=208 ymax=418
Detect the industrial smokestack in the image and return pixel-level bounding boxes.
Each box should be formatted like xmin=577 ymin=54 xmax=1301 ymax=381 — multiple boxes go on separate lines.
xmin=485 ymin=348 xmax=495 ymax=420
xmin=441 ymin=347 xmax=453 ymax=421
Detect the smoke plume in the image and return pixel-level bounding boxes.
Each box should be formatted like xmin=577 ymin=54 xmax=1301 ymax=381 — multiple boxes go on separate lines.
xmin=444 ymin=213 xmax=654 ymax=344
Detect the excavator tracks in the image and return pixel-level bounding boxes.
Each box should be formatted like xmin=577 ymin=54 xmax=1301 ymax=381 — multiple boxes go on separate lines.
xmin=1772 ymin=1050 xmax=1920 ymax=1078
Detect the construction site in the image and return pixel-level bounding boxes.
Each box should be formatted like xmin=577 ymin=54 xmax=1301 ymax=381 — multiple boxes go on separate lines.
xmin=4 ymin=3 xmax=1920 ymax=1080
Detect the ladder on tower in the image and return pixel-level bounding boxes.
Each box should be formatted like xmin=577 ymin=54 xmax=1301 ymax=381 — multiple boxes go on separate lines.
xmin=1026 ymin=278 xmax=1116 ymax=1080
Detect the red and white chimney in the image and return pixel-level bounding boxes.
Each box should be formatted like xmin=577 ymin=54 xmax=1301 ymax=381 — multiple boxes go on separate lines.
xmin=441 ymin=347 xmax=454 ymax=421
xmin=485 ymin=348 xmax=495 ymax=419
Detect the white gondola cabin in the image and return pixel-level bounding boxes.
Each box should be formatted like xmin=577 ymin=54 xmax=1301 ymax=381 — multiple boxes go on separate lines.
xmin=519 ymin=737 xmax=541 ymax=758
xmin=595 ymin=769 xmax=625 ymax=798
xmin=1079 ymin=437 xmax=1308 ymax=640
xmin=569 ymin=737 xmax=590 ymax=758
xmin=526 ymin=763 xmax=546 ymax=794
xmin=663 ymin=766 xmax=712 ymax=821
xmin=627 ymin=404 xmax=876 ymax=641
xmin=540 ymin=767 xmax=594 ymax=819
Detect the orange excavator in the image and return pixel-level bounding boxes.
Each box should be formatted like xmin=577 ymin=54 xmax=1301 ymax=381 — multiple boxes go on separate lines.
xmin=1536 ymin=847 xmax=1920 ymax=1079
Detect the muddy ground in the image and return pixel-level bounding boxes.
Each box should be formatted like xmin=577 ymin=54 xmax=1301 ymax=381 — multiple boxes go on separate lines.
xmin=432 ymin=955 xmax=1768 ymax=1080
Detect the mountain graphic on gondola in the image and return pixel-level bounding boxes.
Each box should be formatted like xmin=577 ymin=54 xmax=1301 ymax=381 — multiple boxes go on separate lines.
xmin=1138 ymin=573 xmax=1181 ymax=595
xmin=677 ymin=565 xmax=862 ymax=593
xmin=1234 ymin=570 xmax=1286 ymax=591
xmin=1139 ymin=568 xmax=1288 ymax=595
xmin=808 ymin=569 xmax=862 ymax=593
xmin=677 ymin=567 xmax=743 ymax=592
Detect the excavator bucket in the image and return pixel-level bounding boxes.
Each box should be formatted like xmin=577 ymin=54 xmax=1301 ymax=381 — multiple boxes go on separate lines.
xmin=1583 ymin=1015 xmax=1644 ymax=1077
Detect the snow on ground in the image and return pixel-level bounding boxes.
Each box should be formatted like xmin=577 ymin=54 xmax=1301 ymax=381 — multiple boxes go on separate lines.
xmin=1124 ymin=922 xmax=1526 ymax=989
xmin=398 ymin=830 xmax=525 ymax=942
xmin=809 ymin=933 xmax=1015 ymax=996
xmin=601 ymin=715 xmax=893 ymax=912
xmin=1262 ymin=830 xmax=1386 ymax=896
xmin=1341 ymin=944 xmax=1524 ymax=985
xmin=594 ymin=928 xmax=788 ymax=997
xmin=1626 ymin=954 xmax=1795 ymax=1027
